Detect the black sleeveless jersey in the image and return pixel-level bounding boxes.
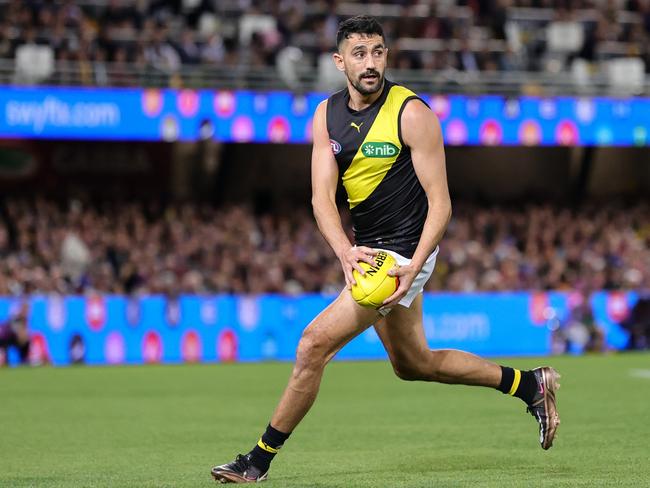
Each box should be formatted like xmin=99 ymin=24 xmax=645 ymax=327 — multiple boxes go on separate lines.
xmin=326 ymin=80 xmax=428 ymax=258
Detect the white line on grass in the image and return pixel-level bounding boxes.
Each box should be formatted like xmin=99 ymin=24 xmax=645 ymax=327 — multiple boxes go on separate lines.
xmin=629 ymin=369 xmax=650 ymax=379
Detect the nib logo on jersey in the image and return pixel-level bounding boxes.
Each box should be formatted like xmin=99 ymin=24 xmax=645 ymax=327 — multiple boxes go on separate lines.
xmin=362 ymin=142 xmax=399 ymax=158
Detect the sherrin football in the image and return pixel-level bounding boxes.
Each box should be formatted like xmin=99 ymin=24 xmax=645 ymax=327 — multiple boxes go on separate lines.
xmin=350 ymin=250 xmax=399 ymax=308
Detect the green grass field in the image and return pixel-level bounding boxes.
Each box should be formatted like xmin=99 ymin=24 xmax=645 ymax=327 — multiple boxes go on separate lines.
xmin=1 ymin=354 xmax=649 ymax=487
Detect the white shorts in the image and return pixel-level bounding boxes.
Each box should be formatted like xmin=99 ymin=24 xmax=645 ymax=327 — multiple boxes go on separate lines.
xmin=376 ymin=246 xmax=438 ymax=316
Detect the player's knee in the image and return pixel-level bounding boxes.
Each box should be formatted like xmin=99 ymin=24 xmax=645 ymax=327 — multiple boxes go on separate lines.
xmin=393 ymin=365 xmax=417 ymax=381
xmin=295 ymin=330 xmax=328 ymax=373
xmin=392 ymin=360 xmax=428 ymax=381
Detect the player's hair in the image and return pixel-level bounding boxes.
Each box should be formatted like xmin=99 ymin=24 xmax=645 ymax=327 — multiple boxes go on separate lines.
xmin=336 ymin=15 xmax=384 ymax=49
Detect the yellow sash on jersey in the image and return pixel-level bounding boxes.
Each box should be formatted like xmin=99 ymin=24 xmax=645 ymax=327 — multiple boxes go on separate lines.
xmin=342 ymin=85 xmax=417 ymax=209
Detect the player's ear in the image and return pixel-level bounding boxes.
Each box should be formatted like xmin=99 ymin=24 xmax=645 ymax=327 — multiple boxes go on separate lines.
xmin=332 ymin=51 xmax=345 ymax=72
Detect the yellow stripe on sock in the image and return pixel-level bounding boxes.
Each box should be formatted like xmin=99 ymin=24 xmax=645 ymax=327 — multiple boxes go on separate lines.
xmin=508 ymin=369 xmax=521 ymax=396
xmin=257 ymin=439 xmax=279 ymax=454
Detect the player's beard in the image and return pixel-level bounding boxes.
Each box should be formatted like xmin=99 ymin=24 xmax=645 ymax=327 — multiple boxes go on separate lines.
xmin=348 ymin=69 xmax=384 ymax=96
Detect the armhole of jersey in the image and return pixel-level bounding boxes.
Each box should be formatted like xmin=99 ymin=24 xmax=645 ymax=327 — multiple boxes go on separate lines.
xmin=324 ymin=98 xmax=332 ymax=136
xmin=397 ymin=96 xmax=429 ymax=148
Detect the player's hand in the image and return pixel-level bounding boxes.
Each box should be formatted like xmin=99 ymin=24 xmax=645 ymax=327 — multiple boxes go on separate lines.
xmin=339 ymin=245 xmax=377 ymax=289
xmin=382 ymin=264 xmax=419 ymax=308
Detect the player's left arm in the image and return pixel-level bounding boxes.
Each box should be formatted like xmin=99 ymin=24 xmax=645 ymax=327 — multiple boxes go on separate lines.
xmin=383 ymin=99 xmax=451 ymax=307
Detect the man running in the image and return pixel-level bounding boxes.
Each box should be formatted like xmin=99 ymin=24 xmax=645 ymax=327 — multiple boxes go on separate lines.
xmin=211 ymin=15 xmax=560 ymax=484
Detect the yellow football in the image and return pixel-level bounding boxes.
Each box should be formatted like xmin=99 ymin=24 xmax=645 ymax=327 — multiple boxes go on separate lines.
xmin=350 ymin=250 xmax=399 ymax=308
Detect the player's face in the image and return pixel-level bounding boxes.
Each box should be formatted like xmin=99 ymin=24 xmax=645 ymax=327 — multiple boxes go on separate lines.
xmin=335 ymin=34 xmax=387 ymax=96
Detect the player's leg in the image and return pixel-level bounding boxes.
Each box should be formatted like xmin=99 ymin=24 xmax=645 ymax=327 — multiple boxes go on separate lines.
xmin=269 ymin=290 xmax=380 ymax=432
xmin=211 ymin=289 xmax=380 ymax=483
xmin=374 ymin=295 xmax=502 ymax=386
xmin=374 ymin=294 xmax=560 ymax=449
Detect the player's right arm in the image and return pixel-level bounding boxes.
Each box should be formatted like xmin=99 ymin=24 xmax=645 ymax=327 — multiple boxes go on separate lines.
xmin=310 ymin=100 xmax=376 ymax=289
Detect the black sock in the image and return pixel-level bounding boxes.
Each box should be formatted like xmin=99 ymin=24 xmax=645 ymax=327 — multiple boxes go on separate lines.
xmin=497 ymin=366 xmax=538 ymax=405
xmin=248 ymin=424 xmax=291 ymax=472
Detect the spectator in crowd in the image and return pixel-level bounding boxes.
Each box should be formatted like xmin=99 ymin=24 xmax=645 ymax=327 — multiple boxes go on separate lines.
xmin=200 ymin=32 xmax=225 ymax=65
xmin=177 ymin=29 xmax=201 ymax=65
xmin=0 ymin=21 xmax=16 ymax=58
xmin=109 ymin=46 xmax=136 ymax=86
xmin=550 ymin=291 xmax=606 ymax=354
xmin=144 ymin=25 xmax=181 ymax=74
xmin=0 ymin=301 xmax=30 ymax=366
xmin=622 ymin=293 xmax=650 ymax=349
xmin=457 ymin=37 xmax=480 ymax=73
xmin=68 ymin=333 xmax=86 ymax=364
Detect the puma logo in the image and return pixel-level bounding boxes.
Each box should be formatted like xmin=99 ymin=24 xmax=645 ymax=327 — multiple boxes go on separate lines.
xmin=350 ymin=121 xmax=364 ymax=133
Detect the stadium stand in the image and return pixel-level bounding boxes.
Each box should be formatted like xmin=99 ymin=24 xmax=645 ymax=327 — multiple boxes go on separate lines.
xmin=0 ymin=0 xmax=648 ymax=94
xmin=0 ymin=198 xmax=648 ymax=295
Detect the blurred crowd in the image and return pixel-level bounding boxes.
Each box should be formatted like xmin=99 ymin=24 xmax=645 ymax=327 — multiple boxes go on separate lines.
xmin=1 ymin=0 xmax=649 ymax=87
xmin=0 ymin=197 xmax=648 ymax=296
xmin=436 ymin=201 xmax=650 ymax=292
